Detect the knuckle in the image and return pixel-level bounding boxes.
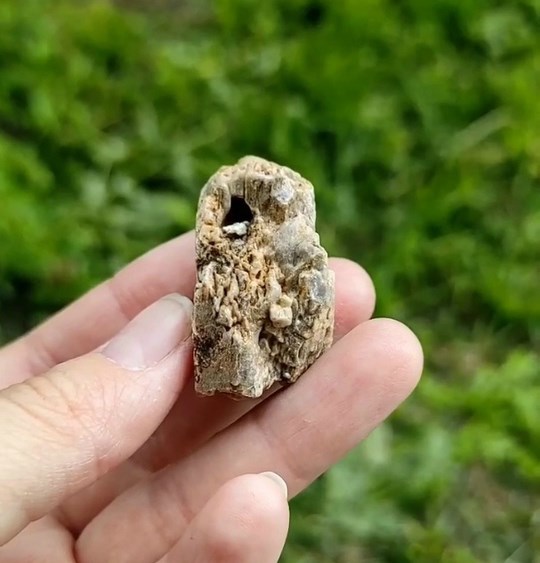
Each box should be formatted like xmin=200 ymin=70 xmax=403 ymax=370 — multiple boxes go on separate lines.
xmin=146 ymin=476 xmax=194 ymax=553
xmin=4 ymin=371 xmax=77 ymax=442
xmin=2 ymin=368 xmax=110 ymax=472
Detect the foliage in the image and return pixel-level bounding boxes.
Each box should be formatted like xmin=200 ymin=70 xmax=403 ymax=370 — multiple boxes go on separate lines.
xmin=1 ymin=0 xmax=539 ymax=560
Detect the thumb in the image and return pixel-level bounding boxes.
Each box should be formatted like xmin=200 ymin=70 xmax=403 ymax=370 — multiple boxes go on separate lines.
xmin=0 ymin=294 xmax=193 ymax=546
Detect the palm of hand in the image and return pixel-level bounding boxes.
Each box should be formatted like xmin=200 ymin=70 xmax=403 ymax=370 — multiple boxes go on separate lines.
xmin=0 ymin=233 xmax=422 ymax=562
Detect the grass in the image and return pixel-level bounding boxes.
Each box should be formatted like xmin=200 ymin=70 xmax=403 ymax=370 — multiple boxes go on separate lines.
xmin=0 ymin=0 xmax=539 ymax=560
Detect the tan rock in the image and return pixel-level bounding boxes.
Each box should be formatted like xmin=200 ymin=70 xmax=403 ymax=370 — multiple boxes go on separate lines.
xmin=193 ymin=156 xmax=335 ymax=398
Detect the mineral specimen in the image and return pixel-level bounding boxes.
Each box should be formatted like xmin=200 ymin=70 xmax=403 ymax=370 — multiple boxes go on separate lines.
xmin=193 ymin=156 xmax=335 ymax=398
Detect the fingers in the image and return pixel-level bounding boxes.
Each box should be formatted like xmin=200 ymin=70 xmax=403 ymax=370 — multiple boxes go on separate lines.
xmin=76 ymin=318 xmax=423 ymax=563
xmin=332 ymin=257 xmax=375 ymax=336
xmin=38 ymin=256 xmax=377 ymax=534
xmin=0 ymin=516 xmax=75 ymax=563
xmin=0 ymin=296 xmax=193 ymax=546
xmin=156 ymin=473 xmax=289 ymax=563
xmin=134 ymin=256 xmax=376 ymax=470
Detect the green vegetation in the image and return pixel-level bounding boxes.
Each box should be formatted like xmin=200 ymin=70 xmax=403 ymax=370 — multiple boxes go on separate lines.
xmin=1 ymin=0 xmax=539 ymax=560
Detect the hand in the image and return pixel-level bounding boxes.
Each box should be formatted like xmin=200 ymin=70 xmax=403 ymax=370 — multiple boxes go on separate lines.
xmin=0 ymin=231 xmax=422 ymax=562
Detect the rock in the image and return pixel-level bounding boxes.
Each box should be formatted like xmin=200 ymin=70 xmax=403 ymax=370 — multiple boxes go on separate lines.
xmin=193 ymin=156 xmax=335 ymax=398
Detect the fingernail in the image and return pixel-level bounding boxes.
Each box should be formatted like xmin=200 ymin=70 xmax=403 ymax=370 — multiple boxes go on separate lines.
xmin=260 ymin=471 xmax=288 ymax=499
xmin=102 ymin=294 xmax=193 ymax=370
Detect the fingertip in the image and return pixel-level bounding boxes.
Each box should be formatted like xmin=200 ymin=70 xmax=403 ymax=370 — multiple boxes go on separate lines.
xmin=330 ymin=258 xmax=376 ymax=339
xmin=363 ymin=317 xmax=424 ymax=397
xmin=184 ymin=473 xmax=289 ymax=562
xmin=220 ymin=474 xmax=290 ymax=524
xmin=259 ymin=471 xmax=289 ymax=500
xmin=308 ymin=315 xmax=424 ymax=433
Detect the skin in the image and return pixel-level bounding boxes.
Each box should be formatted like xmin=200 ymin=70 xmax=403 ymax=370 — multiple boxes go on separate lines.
xmin=0 ymin=231 xmax=423 ymax=562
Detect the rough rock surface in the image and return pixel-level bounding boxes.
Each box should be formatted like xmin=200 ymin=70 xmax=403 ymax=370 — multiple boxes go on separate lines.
xmin=193 ymin=156 xmax=335 ymax=398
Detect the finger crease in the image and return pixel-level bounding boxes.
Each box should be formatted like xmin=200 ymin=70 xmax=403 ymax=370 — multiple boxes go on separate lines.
xmin=250 ymin=407 xmax=310 ymax=488
xmin=144 ymin=470 xmax=195 ymax=555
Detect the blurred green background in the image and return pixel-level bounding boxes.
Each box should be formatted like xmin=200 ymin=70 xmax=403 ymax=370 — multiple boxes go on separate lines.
xmin=1 ymin=0 xmax=539 ymax=561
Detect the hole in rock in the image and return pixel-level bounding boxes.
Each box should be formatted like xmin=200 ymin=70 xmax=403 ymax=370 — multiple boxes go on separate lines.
xmin=223 ymin=197 xmax=254 ymax=226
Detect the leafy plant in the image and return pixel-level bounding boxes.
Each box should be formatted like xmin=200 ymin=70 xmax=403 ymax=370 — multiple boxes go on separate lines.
xmin=1 ymin=1 xmax=539 ymax=560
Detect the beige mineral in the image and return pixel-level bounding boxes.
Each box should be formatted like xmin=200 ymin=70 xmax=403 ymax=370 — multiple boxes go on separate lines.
xmin=193 ymin=156 xmax=335 ymax=398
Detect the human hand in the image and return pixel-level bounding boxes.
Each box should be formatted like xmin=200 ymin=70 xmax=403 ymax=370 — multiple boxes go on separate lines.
xmin=0 ymin=231 xmax=422 ymax=562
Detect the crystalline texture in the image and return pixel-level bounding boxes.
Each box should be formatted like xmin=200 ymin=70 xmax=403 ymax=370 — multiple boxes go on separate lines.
xmin=193 ymin=156 xmax=335 ymax=398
